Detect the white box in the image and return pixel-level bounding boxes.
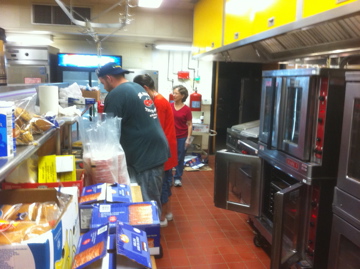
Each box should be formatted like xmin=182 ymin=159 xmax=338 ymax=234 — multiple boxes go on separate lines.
xmin=0 ymin=187 xmax=80 ymax=269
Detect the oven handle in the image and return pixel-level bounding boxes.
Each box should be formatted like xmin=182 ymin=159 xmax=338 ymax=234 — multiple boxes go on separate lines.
xmin=238 ymin=167 xmax=252 ymax=178
xmin=271 ymin=182 xmax=303 ymax=269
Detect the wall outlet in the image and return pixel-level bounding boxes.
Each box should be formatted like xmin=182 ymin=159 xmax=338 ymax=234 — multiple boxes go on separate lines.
xmin=202 ymin=98 xmax=212 ymax=105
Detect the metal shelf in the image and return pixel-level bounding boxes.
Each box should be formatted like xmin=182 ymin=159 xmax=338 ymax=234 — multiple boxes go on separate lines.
xmin=0 ymin=127 xmax=60 ymax=183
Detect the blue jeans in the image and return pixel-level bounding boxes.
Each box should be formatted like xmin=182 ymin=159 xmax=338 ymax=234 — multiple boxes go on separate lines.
xmin=174 ymin=137 xmax=187 ymax=181
xmin=161 ymin=169 xmax=172 ymax=204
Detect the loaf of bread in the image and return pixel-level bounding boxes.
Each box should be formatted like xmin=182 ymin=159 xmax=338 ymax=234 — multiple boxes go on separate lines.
xmin=30 ymin=118 xmax=53 ymax=134
xmin=15 ymin=107 xmax=32 ymax=122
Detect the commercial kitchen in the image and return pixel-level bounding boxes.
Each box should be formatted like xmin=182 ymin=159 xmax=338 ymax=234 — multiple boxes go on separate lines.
xmin=0 ymin=0 xmax=360 ymax=268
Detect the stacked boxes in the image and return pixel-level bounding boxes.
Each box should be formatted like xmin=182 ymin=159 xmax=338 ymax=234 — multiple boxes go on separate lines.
xmin=78 ymin=184 xmax=161 ymax=256
xmin=79 ymin=183 xmax=132 ymax=233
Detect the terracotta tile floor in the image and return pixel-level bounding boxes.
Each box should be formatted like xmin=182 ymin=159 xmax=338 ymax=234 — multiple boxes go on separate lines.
xmin=156 ymin=155 xmax=271 ymax=269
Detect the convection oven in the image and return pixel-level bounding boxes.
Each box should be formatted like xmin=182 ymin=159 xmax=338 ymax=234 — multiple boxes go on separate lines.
xmin=328 ymin=71 xmax=360 ymax=269
xmin=215 ymin=68 xmax=350 ymax=269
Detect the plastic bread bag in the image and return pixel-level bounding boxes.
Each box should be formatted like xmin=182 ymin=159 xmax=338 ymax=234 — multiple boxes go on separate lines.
xmin=79 ymin=114 xmax=130 ymax=186
xmin=0 ymin=88 xmax=58 ymax=145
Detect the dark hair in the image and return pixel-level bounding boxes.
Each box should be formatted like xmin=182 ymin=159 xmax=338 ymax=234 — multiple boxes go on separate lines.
xmin=133 ymin=74 xmax=155 ymax=90
xmin=173 ymin=85 xmax=188 ymax=102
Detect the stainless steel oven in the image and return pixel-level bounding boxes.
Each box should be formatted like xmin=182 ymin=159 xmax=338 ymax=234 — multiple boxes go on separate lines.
xmin=336 ymin=71 xmax=360 ymax=199
xmin=259 ymin=69 xmax=347 ymax=180
xmin=215 ymin=68 xmax=350 ymax=269
xmin=215 ymin=154 xmax=335 ymax=269
xmin=327 ymin=71 xmax=360 ymax=269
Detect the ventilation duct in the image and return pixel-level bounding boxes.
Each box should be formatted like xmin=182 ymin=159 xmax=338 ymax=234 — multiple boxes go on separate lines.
xmin=200 ymin=9 xmax=360 ymax=64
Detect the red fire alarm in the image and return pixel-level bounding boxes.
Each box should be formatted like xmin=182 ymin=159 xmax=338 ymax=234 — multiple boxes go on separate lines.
xmin=178 ymin=71 xmax=190 ymax=79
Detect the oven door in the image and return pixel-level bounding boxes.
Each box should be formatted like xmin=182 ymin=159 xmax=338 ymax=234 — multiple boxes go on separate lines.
xmin=337 ymin=82 xmax=360 ymax=200
xmin=259 ymin=77 xmax=284 ymax=149
xmin=271 ymin=182 xmax=306 ymax=269
xmin=214 ymin=150 xmax=261 ymax=216
xmin=279 ymin=76 xmax=316 ymax=161
xmin=328 ymin=214 xmax=360 ymax=269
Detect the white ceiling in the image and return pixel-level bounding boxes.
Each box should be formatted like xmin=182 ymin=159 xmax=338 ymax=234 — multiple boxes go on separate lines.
xmin=4 ymin=0 xmax=196 ymax=47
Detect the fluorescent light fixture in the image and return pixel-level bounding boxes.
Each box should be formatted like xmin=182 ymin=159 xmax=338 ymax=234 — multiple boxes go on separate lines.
xmin=155 ymin=42 xmax=193 ymax=51
xmin=6 ymin=33 xmax=53 ymax=45
xmin=138 ymin=0 xmax=163 ymax=8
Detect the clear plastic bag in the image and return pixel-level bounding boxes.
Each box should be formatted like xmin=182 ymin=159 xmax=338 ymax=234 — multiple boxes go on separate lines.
xmin=0 ymin=89 xmax=58 ymax=145
xmin=0 ymin=191 xmax=71 ymax=244
xmin=79 ymin=114 xmax=130 ymax=185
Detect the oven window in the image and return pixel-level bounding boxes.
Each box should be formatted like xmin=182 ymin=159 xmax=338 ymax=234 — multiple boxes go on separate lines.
xmin=227 ymin=162 xmax=253 ymax=206
xmin=262 ymin=86 xmax=274 ymax=138
xmin=336 ymin=234 xmax=360 ymax=269
xmin=348 ymin=98 xmax=360 ymax=181
xmin=281 ymin=188 xmax=301 ymax=261
xmin=283 ymin=84 xmax=302 ymax=145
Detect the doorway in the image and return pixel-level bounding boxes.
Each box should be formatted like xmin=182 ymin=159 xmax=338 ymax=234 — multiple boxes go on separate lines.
xmin=209 ymin=62 xmax=263 ymax=153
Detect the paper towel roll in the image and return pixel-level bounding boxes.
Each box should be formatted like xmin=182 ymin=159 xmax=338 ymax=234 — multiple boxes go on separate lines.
xmin=39 ymin=86 xmax=59 ymax=115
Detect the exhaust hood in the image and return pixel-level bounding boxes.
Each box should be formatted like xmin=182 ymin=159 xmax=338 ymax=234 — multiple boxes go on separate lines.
xmin=196 ymin=8 xmax=360 ymax=64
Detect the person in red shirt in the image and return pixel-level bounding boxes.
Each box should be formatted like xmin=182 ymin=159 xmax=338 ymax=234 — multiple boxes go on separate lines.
xmin=134 ymin=74 xmax=178 ymax=227
xmin=171 ymin=85 xmax=193 ymax=187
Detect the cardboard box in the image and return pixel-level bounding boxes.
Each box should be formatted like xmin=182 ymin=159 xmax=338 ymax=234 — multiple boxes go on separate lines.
xmin=90 ymin=202 xmax=160 ymax=255
xmin=82 ymin=89 xmax=100 ymax=102
xmin=0 ymin=187 xmax=80 ymax=269
xmin=84 ymin=223 xmax=151 ymax=269
xmin=2 ymin=169 xmax=85 ymax=200
xmin=68 ymin=97 xmax=96 ymax=105
xmin=79 ymin=183 xmax=132 ymax=233
xmin=38 ymin=155 xmax=76 ymax=183
xmin=73 ymin=224 xmax=109 ymax=269
xmin=80 ymin=183 xmax=132 ymax=205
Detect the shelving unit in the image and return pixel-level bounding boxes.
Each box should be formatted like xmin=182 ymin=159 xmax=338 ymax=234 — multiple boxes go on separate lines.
xmin=0 ymin=127 xmax=60 ymax=183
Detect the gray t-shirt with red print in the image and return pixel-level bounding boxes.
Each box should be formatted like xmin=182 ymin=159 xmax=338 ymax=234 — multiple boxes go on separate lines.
xmin=104 ymin=81 xmax=169 ymax=173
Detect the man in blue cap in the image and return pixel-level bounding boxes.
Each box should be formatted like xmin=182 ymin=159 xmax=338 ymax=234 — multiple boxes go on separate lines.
xmin=97 ymin=62 xmax=169 ymax=217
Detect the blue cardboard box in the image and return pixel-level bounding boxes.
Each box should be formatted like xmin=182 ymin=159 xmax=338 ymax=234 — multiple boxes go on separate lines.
xmin=86 ymin=224 xmax=152 ymax=269
xmin=90 ymin=201 xmax=160 ymax=255
xmin=116 ymin=222 xmax=152 ymax=268
xmin=79 ymin=183 xmax=132 ymax=205
xmin=79 ymin=183 xmax=132 ymax=233
xmin=72 ymin=224 xmax=109 ymax=269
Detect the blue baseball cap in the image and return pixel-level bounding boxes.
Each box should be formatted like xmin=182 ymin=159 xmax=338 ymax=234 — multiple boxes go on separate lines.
xmin=96 ymin=62 xmax=131 ymax=77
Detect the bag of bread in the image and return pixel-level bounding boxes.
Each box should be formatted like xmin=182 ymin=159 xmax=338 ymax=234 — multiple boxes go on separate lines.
xmin=79 ymin=115 xmax=130 ymax=186
xmin=1 ymin=88 xmax=59 ymax=145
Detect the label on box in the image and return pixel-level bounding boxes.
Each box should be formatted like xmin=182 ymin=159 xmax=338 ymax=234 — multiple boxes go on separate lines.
xmin=38 ymin=155 xmax=76 ymax=183
xmin=91 ymin=202 xmax=158 ymax=233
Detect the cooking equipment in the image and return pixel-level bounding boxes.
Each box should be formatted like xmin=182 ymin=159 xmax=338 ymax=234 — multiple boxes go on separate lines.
xmin=5 ymin=45 xmax=59 ymax=84
xmin=226 ymin=120 xmax=259 ymax=155
xmin=259 ymin=68 xmax=347 ymax=183
xmin=328 ymin=71 xmax=360 ymax=269
xmin=215 ymin=68 xmax=350 ymax=269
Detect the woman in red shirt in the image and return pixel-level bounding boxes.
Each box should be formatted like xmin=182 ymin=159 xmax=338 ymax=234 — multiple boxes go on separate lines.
xmin=171 ymin=85 xmax=193 ymax=187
